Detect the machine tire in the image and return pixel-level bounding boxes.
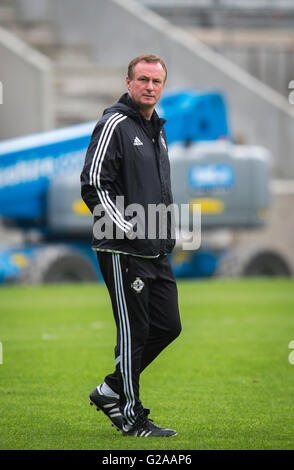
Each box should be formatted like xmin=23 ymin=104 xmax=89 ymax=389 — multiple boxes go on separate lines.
xmin=22 ymin=246 xmax=98 ymax=283
xmin=216 ymin=245 xmax=292 ymax=278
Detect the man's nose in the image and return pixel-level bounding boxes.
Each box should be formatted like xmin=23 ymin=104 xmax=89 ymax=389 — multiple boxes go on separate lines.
xmin=146 ymin=80 xmax=154 ymax=90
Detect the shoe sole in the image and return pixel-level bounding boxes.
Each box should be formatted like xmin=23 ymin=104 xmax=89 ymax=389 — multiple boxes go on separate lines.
xmin=123 ymin=433 xmax=177 ymax=437
xmin=89 ymin=398 xmax=122 ymax=431
xmin=123 ymin=430 xmax=177 ymax=437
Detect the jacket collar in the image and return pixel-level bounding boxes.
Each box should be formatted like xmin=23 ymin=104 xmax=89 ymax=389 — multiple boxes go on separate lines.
xmin=117 ymin=93 xmax=166 ymax=131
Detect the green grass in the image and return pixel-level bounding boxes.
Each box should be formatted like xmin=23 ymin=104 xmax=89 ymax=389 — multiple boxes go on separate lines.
xmin=0 ymin=279 xmax=294 ymax=450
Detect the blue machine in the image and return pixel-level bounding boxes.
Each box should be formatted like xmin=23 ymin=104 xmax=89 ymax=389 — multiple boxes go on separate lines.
xmin=0 ymin=122 xmax=95 ymax=221
xmin=0 ymin=122 xmax=103 ymax=284
xmin=157 ymin=89 xmax=231 ymax=145
xmin=0 ymin=90 xmax=270 ymax=284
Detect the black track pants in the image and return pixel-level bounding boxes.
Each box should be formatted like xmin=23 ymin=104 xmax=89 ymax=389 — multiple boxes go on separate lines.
xmin=96 ymin=251 xmax=181 ymax=426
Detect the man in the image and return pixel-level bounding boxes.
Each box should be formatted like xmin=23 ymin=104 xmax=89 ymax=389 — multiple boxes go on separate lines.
xmin=81 ymin=54 xmax=181 ymax=437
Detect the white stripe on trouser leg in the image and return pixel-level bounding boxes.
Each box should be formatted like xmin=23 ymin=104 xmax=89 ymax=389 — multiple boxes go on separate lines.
xmin=112 ymin=254 xmax=136 ymax=426
xmin=112 ymin=254 xmax=130 ymax=419
xmin=115 ymin=254 xmax=136 ymax=425
xmin=115 ymin=255 xmax=136 ymax=424
xmin=113 ymin=254 xmax=135 ymax=425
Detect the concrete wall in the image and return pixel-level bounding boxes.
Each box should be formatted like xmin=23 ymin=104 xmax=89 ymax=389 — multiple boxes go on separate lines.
xmin=0 ymin=26 xmax=54 ymax=140
xmin=222 ymin=47 xmax=294 ymax=98
xmin=15 ymin=0 xmax=294 ymax=178
xmin=186 ymin=29 xmax=294 ymax=97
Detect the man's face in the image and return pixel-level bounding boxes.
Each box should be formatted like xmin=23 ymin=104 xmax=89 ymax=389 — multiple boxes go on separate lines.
xmin=126 ymin=61 xmax=166 ymax=113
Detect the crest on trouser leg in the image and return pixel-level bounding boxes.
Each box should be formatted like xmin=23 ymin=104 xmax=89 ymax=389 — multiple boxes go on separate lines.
xmin=131 ymin=277 xmax=144 ymax=293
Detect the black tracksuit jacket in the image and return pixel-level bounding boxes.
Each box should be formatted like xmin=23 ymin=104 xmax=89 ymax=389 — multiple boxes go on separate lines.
xmin=80 ymin=93 xmax=175 ymax=258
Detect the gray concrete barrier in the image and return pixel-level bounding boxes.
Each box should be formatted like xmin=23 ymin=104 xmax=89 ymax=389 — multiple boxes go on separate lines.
xmin=0 ymin=26 xmax=54 ymax=140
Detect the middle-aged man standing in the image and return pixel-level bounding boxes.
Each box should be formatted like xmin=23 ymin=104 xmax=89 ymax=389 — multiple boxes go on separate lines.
xmin=81 ymin=54 xmax=181 ymax=437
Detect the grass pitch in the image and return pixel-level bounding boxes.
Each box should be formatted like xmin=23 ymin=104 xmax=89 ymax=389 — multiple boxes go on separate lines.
xmin=0 ymin=279 xmax=294 ymax=450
